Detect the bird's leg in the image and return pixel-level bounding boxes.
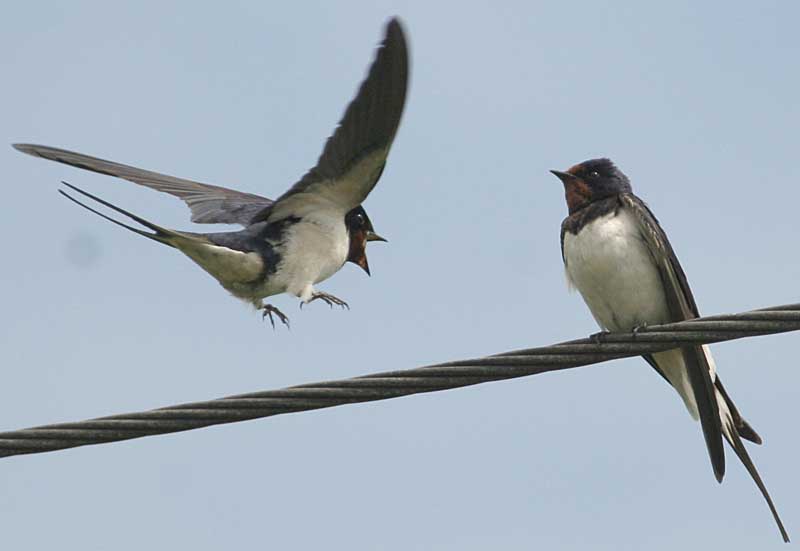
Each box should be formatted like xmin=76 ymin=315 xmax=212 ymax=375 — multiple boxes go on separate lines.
xmin=304 ymin=291 xmax=350 ymax=310
xmin=261 ymin=304 xmax=290 ymax=329
xmin=590 ymin=330 xmax=611 ymax=344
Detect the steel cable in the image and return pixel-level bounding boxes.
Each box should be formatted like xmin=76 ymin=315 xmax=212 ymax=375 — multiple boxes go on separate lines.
xmin=1 ymin=302 xmax=798 ymax=459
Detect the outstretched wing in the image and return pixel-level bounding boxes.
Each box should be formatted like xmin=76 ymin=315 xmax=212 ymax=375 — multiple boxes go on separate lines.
xmin=256 ymin=17 xmax=409 ymax=223
xmin=13 ymin=143 xmax=273 ymax=226
xmin=620 ymin=193 xmax=726 ymax=481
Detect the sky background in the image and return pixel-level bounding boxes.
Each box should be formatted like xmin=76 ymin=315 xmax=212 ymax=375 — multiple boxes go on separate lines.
xmin=1 ymin=1 xmax=799 ymax=549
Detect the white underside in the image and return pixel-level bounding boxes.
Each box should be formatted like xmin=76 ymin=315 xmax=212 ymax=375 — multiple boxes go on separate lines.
xmin=177 ymin=240 xmax=264 ymax=288
xmin=172 ymin=207 xmax=349 ymax=307
xmin=563 ymin=209 xmax=706 ymax=419
xmin=261 ymin=211 xmax=349 ymax=302
xmin=182 ymin=149 xmax=386 ymax=307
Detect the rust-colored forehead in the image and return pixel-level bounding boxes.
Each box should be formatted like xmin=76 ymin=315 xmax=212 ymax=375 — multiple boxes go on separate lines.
xmin=566 ymin=162 xmax=586 ymax=176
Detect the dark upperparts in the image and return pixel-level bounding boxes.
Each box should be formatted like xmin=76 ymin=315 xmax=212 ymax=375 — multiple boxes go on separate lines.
xmin=551 ymin=158 xmax=632 ymax=215
xmin=248 ymin=18 xmax=408 ymax=226
xmin=345 ymin=206 xmax=386 ymax=276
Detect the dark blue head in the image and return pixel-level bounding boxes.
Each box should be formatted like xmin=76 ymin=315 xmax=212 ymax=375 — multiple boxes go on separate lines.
xmin=345 ymin=206 xmax=386 ymax=276
xmin=551 ymin=158 xmax=631 ymax=214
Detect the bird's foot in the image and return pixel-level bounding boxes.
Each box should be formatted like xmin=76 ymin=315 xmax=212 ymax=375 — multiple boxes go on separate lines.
xmin=632 ymin=322 xmax=649 ymax=339
xmin=302 ymin=292 xmax=350 ymax=310
xmin=261 ymin=304 xmax=290 ymax=329
xmin=590 ymin=330 xmax=611 ymax=344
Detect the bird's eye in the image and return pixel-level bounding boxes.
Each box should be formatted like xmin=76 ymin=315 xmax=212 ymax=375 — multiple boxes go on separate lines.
xmin=355 ymin=214 xmax=365 ymax=225
xmin=589 ymin=171 xmax=600 ymax=179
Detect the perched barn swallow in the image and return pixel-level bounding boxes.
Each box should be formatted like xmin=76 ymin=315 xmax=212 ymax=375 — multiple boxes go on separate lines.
xmin=552 ymin=158 xmax=788 ymax=541
xmin=14 ymin=18 xmax=409 ymax=328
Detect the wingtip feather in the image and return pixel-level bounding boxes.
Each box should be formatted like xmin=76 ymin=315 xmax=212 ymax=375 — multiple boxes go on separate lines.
xmin=12 ymin=143 xmax=37 ymax=155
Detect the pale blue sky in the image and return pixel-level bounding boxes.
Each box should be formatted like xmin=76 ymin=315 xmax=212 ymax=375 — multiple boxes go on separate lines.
xmin=1 ymin=1 xmax=798 ymax=549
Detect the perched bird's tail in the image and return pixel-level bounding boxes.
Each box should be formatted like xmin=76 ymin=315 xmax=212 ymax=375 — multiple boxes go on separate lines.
xmin=712 ymin=371 xmax=789 ymax=542
xmin=714 ymin=377 xmax=762 ymax=445
xmin=59 ymin=181 xmax=187 ymax=248
xmin=722 ymin=414 xmax=789 ymax=542
xmin=649 ymin=346 xmax=788 ymax=541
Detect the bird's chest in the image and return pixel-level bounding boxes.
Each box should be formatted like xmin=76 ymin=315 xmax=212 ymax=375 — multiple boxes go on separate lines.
xmin=562 ymin=210 xmax=670 ymax=331
xmin=272 ymin=217 xmax=349 ymax=288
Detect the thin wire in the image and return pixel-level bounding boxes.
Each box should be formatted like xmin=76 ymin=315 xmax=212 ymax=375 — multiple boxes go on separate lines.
xmin=1 ymin=303 xmax=798 ymax=459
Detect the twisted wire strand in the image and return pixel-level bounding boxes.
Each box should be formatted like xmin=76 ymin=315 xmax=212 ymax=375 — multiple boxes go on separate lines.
xmin=2 ymin=303 xmax=799 ymax=459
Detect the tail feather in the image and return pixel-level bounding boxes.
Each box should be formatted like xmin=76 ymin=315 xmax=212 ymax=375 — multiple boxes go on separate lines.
xmin=60 ymin=181 xmax=266 ymax=291
xmin=656 ymin=346 xmax=785 ymax=539
xmin=715 ymin=377 xmax=762 ymax=445
xmin=723 ymin=421 xmax=789 ymax=542
xmin=60 ymin=181 xmax=177 ymax=247
xmin=681 ymin=346 xmax=726 ymax=482
xmin=700 ymin=348 xmax=786 ymax=539
xmin=736 ymin=420 xmax=763 ymax=446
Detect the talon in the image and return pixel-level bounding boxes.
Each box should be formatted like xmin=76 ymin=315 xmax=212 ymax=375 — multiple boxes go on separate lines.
xmin=590 ymin=330 xmax=610 ymax=345
xmin=305 ymin=292 xmax=349 ymax=311
xmin=261 ymin=304 xmax=290 ymax=329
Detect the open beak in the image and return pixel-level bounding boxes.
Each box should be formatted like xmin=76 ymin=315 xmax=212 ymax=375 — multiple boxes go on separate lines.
xmin=356 ymin=255 xmax=371 ymax=276
xmin=550 ymin=169 xmax=578 ymax=184
xmin=366 ymin=231 xmax=387 ymax=243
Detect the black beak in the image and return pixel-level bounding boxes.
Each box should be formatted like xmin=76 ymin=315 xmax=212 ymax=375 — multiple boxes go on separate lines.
xmin=550 ymin=170 xmax=578 ymax=184
xmin=366 ymin=231 xmax=387 ymax=243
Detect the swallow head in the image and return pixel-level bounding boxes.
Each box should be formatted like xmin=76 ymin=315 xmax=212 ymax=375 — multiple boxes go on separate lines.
xmin=345 ymin=206 xmax=386 ymax=276
xmin=551 ymin=158 xmax=631 ymax=214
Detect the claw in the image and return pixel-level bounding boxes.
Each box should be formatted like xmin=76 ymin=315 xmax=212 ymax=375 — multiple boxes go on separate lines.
xmin=261 ymin=304 xmax=290 ymax=330
xmin=305 ymin=292 xmax=350 ymax=310
xmin=590 ymin=330 xmax=610 ymax=345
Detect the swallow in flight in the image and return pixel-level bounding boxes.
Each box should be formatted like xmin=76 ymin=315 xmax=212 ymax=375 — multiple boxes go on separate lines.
xmin=14 ymin=17 xmax=409 ymax=328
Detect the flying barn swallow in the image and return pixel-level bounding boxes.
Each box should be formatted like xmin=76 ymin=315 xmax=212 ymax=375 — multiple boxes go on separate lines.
xmin=13 ymin=18 xmax=409 ymax=328
xmin=552 ymin=158 xmax=788 ymax=541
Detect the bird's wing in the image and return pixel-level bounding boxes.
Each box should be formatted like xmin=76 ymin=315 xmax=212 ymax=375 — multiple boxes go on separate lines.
xmin=255 ymin=17 xmax=409 ymax=223
xmin=13 ymin=143 xmax=273 ymax=226
xmin=620 ymin=193 xmax=726 ymax=482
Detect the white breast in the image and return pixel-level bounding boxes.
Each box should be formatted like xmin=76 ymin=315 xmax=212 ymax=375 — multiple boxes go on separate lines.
xmin=562 ymin=208 xmax=671 ymax=332
xmin=270 ymin=210 xmax=349 ymax=298
xmin=563 ymin=207 xmax=715 ymax=421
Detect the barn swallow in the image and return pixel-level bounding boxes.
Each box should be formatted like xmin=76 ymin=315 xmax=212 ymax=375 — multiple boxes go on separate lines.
xmin=13 ymin=17 xmax=409 ymax=328
xmin=552 ymin=158 xmax=788 ymax=541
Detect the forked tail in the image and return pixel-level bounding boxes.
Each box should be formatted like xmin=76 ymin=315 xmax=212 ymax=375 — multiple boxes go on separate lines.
xmin=59 ymin=181 xmax=179 ymax=247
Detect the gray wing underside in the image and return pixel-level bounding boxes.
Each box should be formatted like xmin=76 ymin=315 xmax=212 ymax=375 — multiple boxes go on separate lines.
xmin=620 ymin=193 xmax=727 ymax=482
xmin=255 ymin=17 xmax=409 ymax=223
xmin=12 ymin=143 xmax=273 ymax=226
xmin=13 ymin=18 xmax=408 ymax=227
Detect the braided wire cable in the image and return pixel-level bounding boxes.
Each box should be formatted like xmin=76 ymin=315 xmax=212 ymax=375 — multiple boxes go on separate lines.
xmin=1 ymin=303 xmax=798 ymax=459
